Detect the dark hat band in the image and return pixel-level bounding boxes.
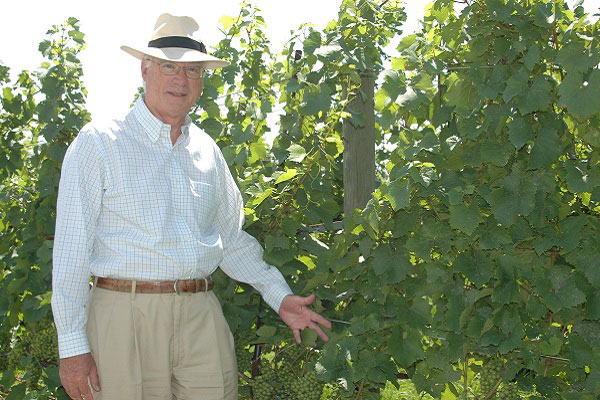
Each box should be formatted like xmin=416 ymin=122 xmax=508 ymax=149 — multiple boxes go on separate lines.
xmin=148 ymin=36 xmax=206 ymax=53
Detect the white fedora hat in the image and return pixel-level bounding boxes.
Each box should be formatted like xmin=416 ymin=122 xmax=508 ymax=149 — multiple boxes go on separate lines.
xmin=121 ymin=13 xmax=229 ymax=70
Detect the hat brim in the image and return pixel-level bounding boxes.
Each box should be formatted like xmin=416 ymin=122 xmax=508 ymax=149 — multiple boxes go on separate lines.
xmin=121 ymin=45 xmax=230 ymax=70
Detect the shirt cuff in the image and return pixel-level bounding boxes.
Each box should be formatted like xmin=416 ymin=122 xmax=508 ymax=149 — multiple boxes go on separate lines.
xmin=57 ymin=330 xmax=91 ymax=359
xmin=261 ymin=283 xmax=293 ymax=314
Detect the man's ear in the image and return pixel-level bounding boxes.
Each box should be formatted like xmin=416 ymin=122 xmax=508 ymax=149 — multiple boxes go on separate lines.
xmin=141 ymin=59 xmax=148 ymax=81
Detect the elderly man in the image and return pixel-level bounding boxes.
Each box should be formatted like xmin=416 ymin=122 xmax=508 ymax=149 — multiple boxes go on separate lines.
xmin=52 ymin=13 xmax=330 ymax=400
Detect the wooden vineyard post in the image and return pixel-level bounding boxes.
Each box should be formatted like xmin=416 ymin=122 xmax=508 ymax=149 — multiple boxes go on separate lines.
xmin=343 ymin=69 xmax=376 ymax=223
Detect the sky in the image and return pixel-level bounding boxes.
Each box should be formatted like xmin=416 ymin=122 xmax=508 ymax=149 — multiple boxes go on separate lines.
xmin=1 ymin=0 xmax=599 ymax=123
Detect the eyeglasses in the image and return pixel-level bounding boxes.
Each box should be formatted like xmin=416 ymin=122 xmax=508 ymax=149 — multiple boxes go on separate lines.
xmin=147 ymin=59 xmax=205 ymax=79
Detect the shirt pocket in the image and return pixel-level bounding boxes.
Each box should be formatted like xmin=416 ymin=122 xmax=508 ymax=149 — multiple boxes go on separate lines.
xmin=188 ymin=179 xmax=218 ymax=227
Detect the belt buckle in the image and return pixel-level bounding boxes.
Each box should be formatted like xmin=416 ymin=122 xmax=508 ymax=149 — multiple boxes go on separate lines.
xmin=174 ymin=278 xmax=199 ymax=295
xmin=174 ymin=278 xmax=208 ymax=295
xmin=174 ymin=279 xmax=189 ymax=295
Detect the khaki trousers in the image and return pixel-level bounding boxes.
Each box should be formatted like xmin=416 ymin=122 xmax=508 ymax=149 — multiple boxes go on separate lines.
xmin=85 ymin=285 xmax=238 ymax=400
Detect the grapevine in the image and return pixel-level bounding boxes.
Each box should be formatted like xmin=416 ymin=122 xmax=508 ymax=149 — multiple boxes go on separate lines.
xmin=1 ymin=0 xmax=600 ymax=398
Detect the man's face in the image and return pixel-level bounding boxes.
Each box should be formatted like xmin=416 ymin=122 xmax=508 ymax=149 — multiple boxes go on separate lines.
xmin=141 ymin=57 xmax=204 ymax=124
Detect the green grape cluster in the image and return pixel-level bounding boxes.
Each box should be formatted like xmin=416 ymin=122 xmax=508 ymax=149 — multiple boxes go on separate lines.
xmin=261 ymin=366 xmax=279 ymax=388
xmin=479 ymin=358 xmax=503 ymax=396
xmin=289 ymin=371 xmax=322 ymax=400
xmin=27 ymin=320 xmax=59 ymax=365
xmin=7 ymin=344 xmax=25 ymax=372
xmin=236 ymin=342 xmax=254 ymax=374
xmin=246 ymin=342 xmax=324 ymax=400
xmin=25 ymin=363 xmax=44 ymax=389
xmin=251 ymin=375 xmax=275 ymax=400
xmin=281 ymin=343 xmax=304 ymax=363
xmin=496 ymin=382 xmax=518 ymax=400
xmin=3 ymin=319 xmax=60 ymax=389
xmin=277 ymin=366 xmax=296 ymax=394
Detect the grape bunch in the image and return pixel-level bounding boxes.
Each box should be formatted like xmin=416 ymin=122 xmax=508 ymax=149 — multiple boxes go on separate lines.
xmin=245 ymin=341 xmax=324 ymax=400
xmin=261 ymin=366 xmax=283 ymax=392
xmin=235 ymin=341 xmax=254 ymax=374
xmin=281 ymin=343 xmax=304 ymax=363
xmin=251 ymin=375 xmax=275 ymax=400
xmin=7 ymin=344 xmax=25 ymax=372
xmin=27 ymin=319 xmax=59 ymax=365
xmin=289 ymin=371 xmax=322 ymax=400
xmin=496 ymin=382 xmax=518 ymax=400
xmin=25 ymin=363 xmax=44 ymax=389
xmin=277 ymin=366 xmax=296 ymax=394
xmin=479 ymin=358 xmax=503 ymax=396
xmin=6 ymin=341 xmax=43 ymax=389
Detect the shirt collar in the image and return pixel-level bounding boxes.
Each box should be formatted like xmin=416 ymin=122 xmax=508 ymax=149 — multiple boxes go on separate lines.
xmin=132 ymin=96 xmax=192 ymax=143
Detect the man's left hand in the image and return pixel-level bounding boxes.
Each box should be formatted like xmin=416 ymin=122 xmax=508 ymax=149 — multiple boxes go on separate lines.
xmin=279 ymin=294 xmax=331 ymax=344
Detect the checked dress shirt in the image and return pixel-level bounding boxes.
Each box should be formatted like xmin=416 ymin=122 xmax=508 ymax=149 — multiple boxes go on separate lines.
xmin=52 ymin=97 xmax=292 ymax=359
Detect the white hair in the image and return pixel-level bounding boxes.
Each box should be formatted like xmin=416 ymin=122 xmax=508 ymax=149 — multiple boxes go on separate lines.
xmin=141 ymin=56 xmax=153 ymax=92
xmin=142 ymin=55 xmax=153 ymax=68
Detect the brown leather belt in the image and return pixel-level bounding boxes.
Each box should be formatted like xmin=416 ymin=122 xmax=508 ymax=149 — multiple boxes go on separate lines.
xmin=94 ymin=276 xmax=213 ymax=294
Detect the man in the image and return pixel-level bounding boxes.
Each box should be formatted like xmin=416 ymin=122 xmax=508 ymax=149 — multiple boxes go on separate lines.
xmin=52 ymin=13 xmax=330 ymax=400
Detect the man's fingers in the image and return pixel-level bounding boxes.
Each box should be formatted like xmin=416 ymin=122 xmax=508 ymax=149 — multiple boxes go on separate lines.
xmin=293 ymin=329 xmax=302 ymax=344
xmin=88 ymin=364 xmax=101 ymax=392
xmin=63 ymin=376 xmax=96 ymax=399
xmin=310 ymin=310 xmax=331 ymax=329
xmin=301 ymin=293 xmax=315 ymax=305
xmin=77 ymin=375 xmax=95 ymax=400
xmin=80 ymin=386 xmax=94 ymax=400
xmin=308 ymin=323 xmax=330 ymax=342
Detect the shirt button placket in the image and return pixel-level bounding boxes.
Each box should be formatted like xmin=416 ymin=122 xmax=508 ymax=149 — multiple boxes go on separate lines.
xmin=170 ymin=151 xmax=196 ymax=277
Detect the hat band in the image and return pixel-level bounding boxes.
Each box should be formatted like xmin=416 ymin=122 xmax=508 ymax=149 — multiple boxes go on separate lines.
xmin=148 ymin=36 xmax=206 ymax=53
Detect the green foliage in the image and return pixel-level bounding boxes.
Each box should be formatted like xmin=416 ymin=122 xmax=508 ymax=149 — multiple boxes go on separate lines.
xmin=319 ymin=0 xmax=599 ymax=398
xmin=209 ymin=0 xmax=600 ymax=399
xmin=0 ymin=17 xmax=89 ymax=398
xmin=2 ymin=0 xmax=600 ymax=399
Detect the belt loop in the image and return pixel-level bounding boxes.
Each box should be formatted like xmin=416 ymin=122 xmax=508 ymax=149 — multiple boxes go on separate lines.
xmin=91 ymin=276 xmax=98 ymax=296
xmin=203 ymin=277 xmax=208 ymax=293
xmin=131 ymin=280 xmax=137 ymax=300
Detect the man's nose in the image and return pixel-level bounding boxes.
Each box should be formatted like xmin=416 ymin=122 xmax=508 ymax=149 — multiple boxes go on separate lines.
xmin=173 ymin=66 xmax=188 ymax=83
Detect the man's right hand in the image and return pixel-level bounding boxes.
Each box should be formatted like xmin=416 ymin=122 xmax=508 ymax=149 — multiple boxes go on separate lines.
xmin=59 ymin=352 xmax=101 ymax=400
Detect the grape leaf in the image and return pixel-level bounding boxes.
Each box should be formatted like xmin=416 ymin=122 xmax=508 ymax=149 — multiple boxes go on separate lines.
xmin=503 ymin=67 xmax=529 ymax=103
xmin=301 ymin=83 xmax=332 ymax=116
xmin=454 ymin=251 xmax=492 ymax=288
xmin=529 ymin=127 xmax=562 ymax=168
xmin=449 ymin=203 xmax=480 ymax=235
xmin=507 ymin=117 xmax=534 ymax=150
xmin=518 ymin=74 xmax=551 ymax=115
xmin=558 ymin=70 xmax=600 ymax=120
xmin=555 ymin=41 xmax=599 ymax=75
xmin=287 ymin=144 xmax=306 ymax=163
xmin=383 ymin=179 xmax=410 ymax=211
xmin=389 ymin=326 xmax=424 ymax=367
